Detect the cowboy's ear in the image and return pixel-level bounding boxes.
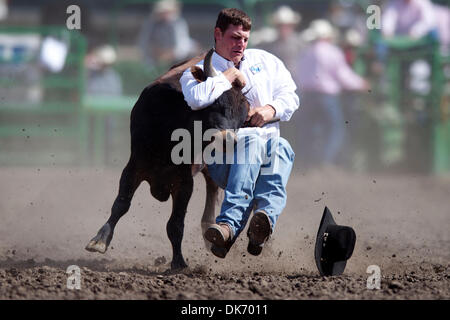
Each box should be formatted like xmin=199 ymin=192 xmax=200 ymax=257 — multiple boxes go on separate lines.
xmin=214 ymin=27 xmax=223 ymax=42
xmin=191 ymin=66 xmax=206 ymax=83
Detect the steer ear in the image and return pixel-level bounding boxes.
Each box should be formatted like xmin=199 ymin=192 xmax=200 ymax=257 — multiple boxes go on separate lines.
xmin=191 ymin=66 xmax=207 ymax=83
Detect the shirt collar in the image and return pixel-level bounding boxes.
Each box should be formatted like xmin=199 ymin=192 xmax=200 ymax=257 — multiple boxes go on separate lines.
xmin=212 ymin=49 xmax=246 ymax=71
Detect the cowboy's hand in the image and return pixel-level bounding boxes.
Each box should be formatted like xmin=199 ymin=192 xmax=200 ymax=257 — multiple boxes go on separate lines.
xmin=223 ymin=67 xmax=246 ymax=88
xmin=246 ymin=105 xmax=276 ymax=127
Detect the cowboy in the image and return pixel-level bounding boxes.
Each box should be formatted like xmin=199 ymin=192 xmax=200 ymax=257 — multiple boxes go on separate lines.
xmin=294 ymin=19 xmax=369 ymax=170
xmin=85 ymin=45 xmax=123 ymax=96
xmin=180 ymin=8 xmax=299 ymax=258
xmin=382 ymin=0 xmax=437 ymax=40
xmin=138 ymin=0 xmax=198 ymax=67
xmin=256 ymin=5 xmax=303 ymax=79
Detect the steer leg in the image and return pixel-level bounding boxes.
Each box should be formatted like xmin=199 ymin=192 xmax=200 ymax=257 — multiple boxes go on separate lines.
xmin=201 ymin=168 xmax=219 ymax=251
xmin=86 ymin=159 xmax=143 ymax=253
xmin=167 ymin=173 xmax=193 ymax=270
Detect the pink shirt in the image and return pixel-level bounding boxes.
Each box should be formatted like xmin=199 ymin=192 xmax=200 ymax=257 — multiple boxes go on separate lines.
xmin=382 ymin=0 xmax=437 ymax=38
xmin=295 ymin=40 xmax=366 ymax=95
xmin=434 ymin=4 xmax=450 ymax=48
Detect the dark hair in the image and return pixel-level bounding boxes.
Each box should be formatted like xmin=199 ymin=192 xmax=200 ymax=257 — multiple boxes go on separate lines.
xmin=215 ymin=8 xmax=252 ymax=33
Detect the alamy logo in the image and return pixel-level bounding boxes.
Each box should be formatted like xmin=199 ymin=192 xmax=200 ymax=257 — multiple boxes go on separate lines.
xmin=66 ymin=265 xmax=81 ymax=290
xmin=366 ymin=265 xmax=381 ymax=289
xmin=170 ymin=121 xmax=279 ymax=175
xmin=366 ymin=5 xmax=381 ymax=30
xmin=66 ymin=5 xmax=81 ymax=30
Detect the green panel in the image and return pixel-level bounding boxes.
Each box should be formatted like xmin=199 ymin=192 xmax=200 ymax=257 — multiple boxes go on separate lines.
xmin=434 ymin=121 xmax=450 ymax=173
xmin=0 ymin=26 xmax=88 ymax=165
xmin=375 ymin=34 xmax=448 ymax=173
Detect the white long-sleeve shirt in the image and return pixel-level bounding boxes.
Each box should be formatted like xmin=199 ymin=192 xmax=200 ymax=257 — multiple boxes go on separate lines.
xmin=382 ymin=0 xmax=437 ymax=39
xmin=180 ymin=49 xmax=300 ymax=139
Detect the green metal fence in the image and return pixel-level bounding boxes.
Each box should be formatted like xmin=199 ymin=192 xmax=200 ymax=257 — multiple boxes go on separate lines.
xmin=0 ymin=26 xmax=88 ymax=165
xmin=367 ymin=32 xmax=449 ymax=174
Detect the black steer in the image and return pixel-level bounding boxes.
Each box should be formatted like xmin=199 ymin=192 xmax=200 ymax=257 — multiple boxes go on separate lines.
xmin=85 ymin=49 xmax=249 ymax=269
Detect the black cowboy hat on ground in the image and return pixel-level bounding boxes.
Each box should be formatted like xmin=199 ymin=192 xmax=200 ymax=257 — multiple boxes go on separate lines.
xmin=314 ymin=207 xmax=356 ymax=276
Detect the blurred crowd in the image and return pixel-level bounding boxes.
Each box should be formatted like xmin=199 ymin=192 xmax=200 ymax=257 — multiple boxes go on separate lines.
xmin=252 ymin=0 xmax=449 ymax=172
xmin=0 ymin=0 xmax=449 ymax=172
xmin=138 ymin=0 xmax=198 ymax=67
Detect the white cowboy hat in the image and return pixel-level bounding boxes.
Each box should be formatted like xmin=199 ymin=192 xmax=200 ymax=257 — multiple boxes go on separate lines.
xmin=271 ymin=5 xmax=301 ymax=25
xmin=93 ymin=45 xmax=117 ymax=65
xmin=154 ymin=0 xmax=180 ymax=14
xmin=302 ymin=19 xmax=336 ymax=42
xmin=345 ymin=29 xmax=363 ymax=47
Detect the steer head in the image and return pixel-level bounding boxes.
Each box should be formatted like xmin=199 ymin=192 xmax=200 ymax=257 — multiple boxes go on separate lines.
xmin=190 ymin=48 xmax=250 ymax=150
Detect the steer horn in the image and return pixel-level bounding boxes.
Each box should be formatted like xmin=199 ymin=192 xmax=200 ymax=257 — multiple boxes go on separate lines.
xmin=204 ymin=48 xmax=218 ymax=78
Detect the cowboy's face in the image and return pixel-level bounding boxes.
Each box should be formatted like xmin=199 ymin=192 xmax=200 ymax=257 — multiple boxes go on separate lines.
xmin=214 ymin=24 xmax=250 ymax=65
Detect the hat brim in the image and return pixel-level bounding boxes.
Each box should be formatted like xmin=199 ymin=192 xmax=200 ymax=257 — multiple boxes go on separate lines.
xmin=273 ymin=17 xmax=300 ymax=25
xmin=314 ymin=207 xmax=347 ymax=276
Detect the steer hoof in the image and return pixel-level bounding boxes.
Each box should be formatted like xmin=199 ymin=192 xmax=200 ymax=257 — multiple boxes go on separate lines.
xmin=171 ymin=259 xmax=188 ymax=271
xmin=85 ymin=223 xmax=113 ymax=254
xmin=85 ymin=241 xmax=107 ymax=253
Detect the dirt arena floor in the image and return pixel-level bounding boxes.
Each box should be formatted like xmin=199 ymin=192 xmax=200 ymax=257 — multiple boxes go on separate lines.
xmin=0 ymin=166 xmax=448 ymax=300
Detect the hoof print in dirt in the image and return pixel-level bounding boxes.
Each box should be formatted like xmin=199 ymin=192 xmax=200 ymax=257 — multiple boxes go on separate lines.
xmin=154 ymin=256 xmax=167 ymax=266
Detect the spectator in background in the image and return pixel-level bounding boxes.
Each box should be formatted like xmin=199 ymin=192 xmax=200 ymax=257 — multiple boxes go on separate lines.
xmin=255 ymin=6 xmax=303 ymax=77
xmin=380 ymin=0 xmax=440 ymax=94
xmin=342 ymin=29 xmax=364 ymax=67
xmin=378 ymin=0 xmax=439 ymax=64
xmin=0 ymin=0 xmax=8 ymax=22
xmin=294 ymin=20 xmax=369 ymax=170
xmin=433 ymin=4 xmax=450 ymax=56
xmin=138 ymin=0 xmax=198 ymax=68
xmin=329 ymin=0 xmax=368 ymax=38
xmin=382 ymin=0 xmax=437 ymax=40
xmin=85 ymin=45 xmax=122 ymax=96
xmin=380 ymin=0 xmax=447 ymax=173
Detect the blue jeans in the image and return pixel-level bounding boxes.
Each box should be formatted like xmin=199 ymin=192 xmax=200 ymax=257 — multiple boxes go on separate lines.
xmin=207 ymin=134 xmax=295 ymax=240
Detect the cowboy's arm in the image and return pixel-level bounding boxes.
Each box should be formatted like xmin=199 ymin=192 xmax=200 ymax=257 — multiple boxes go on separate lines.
xmin=180 ymin=66 xmax=246 ymax=110
xmin=266 ymin=57 xmax=300 ymax=121
xmin=409 ymin=0 xmax=435 ymax=38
